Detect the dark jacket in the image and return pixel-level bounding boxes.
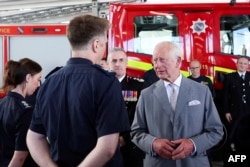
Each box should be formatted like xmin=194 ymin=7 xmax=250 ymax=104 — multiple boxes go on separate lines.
xmin=120 ymin=75 xmax=145 ymax=167
xmin=222 ymin=72 xmax=250 ymax=122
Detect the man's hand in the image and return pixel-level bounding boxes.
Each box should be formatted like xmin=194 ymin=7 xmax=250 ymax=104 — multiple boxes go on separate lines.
xmin=152 ymin=138 xmax=175 ymax=159
xmin=225 ymin=113 xmax=232 ymax=123
xmin=171 ymin=139 xmax=194 ymax=160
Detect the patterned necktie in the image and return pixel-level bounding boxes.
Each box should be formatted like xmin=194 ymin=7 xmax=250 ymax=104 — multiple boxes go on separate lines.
xmin=169 ymin=84 xmax=177 ymax=111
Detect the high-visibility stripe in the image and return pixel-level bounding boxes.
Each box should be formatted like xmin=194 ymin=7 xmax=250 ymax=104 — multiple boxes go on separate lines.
xmin=206 ymin=75 xmax=214 ymax=83
xmin=211 ymin=66 xmax=236 ymax=83
xmin=181 ymin=70 xmax=190 ymax=77
xmin=128 ymin=59 xmax=152 ymax=71
xmin=214 ymin=66 xmax=235 ymax=74
xmin=127 ymin=61 xmax=231 ymax=84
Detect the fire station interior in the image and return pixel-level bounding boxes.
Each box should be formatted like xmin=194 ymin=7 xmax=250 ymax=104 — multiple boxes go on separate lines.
xmin=1 ymin=1 xmax=250 ymax=75
xmin=1 ymin=1 xmax=250 ymax=167
xmin=0 ymin=0 xmax=131 ymax=23
xmin=220 ymin=15 xmax=250 ymax=56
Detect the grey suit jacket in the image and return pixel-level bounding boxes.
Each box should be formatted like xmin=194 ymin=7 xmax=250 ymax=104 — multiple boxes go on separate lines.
xmin=131 ymin=76 xmax=224 ymax=167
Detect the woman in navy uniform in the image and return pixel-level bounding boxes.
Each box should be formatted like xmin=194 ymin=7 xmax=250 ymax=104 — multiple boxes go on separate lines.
xmin=0 ymin=59 xmax=42 ymax=167
xmin=108 ymin=47 xmax=145 ymax=167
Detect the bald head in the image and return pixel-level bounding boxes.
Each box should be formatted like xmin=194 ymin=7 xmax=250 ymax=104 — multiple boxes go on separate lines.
xmin=189 ymin=59 xmax=201 ymax=78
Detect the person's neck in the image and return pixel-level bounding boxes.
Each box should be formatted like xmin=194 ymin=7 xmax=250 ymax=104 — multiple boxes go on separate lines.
xmin=71 ymin=50 xmax=96 ymax=64
xmin=118 ymin=74 xmax=126 ymax=82
xmin=238 ymin=71 xmax=246 ymax=74
xmin=166 ymin=72 xmax=180 ymax=83
xmin=11 ymin=86 xmax=26 ymax=98
xmin=191 ymin=75 xmax=200 ymax=78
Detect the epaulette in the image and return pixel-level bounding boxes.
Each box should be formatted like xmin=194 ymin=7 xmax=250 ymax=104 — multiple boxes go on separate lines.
xmin=127 ymin=76 xmax=144 ymax=82
xmin=93 ymin=64 xmax=116 ymax=76
xmin=45 ymin=66 xmax=62 ymax=79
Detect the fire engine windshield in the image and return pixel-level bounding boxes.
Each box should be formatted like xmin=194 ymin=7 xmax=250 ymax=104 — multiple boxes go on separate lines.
xmin=133 ymin=15 xmax=180 ymax=55
xmin=220 ymin=15 xmax=250 ymax=57
xmin=232 ymin=26 xmax=250 ymax=56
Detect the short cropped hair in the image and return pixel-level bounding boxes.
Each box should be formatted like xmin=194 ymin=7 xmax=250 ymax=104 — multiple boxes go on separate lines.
xmin=237 ymin=56 xmax=249 ymax=63
xmin=67 ymin=14 xmax=110 ymax=50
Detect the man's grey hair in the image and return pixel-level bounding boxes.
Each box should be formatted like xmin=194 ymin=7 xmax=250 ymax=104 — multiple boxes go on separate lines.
xmin=107 ymin=47 xmax=127 ymax=61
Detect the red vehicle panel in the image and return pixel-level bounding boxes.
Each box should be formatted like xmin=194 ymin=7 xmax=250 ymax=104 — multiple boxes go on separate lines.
xmin=1 ymin=1 xmax=250 ymax=98
xmin=108 ymin=1 xmax=250 ymax=91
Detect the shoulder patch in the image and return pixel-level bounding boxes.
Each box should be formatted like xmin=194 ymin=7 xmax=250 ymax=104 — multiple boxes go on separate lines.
xmin=20 ymin=100 xmax=32 ymax=109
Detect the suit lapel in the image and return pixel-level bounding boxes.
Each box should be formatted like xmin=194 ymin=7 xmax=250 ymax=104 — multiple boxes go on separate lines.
xmin=153 ymin=80 xmax=174 ymax=124
xmin=152 ymin=77 xmax=191 ymax=124
xmin=174 ymin=77 xmax=190 ymax=120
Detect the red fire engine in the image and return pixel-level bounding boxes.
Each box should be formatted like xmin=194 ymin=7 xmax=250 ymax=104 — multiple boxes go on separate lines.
xmin=108 ymin=0 xmax=250 ymax=92
xmin=1 ymin=0 xmax=250 ymax=99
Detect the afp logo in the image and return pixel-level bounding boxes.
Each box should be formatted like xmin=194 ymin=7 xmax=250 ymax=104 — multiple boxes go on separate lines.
xmin=225 ymin=152 xmax=249 ymax=167
xmin=228 ymin=155 xmax=246 ymax=163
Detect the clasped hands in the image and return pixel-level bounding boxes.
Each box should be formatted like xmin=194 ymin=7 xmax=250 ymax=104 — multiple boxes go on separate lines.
xmin=152 ymin=138 xmax=194 ymax=160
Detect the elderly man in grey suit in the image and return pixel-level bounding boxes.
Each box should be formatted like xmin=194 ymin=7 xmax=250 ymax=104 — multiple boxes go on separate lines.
xmin=131 ymin=41 xmax=224 ymax=167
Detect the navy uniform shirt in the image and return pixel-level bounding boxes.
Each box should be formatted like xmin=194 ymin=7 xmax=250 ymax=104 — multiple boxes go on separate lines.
xmin=30 ymin=58 xmax=130 ymax=167
xmin=0 ymin=91 xmax=36 ymax=166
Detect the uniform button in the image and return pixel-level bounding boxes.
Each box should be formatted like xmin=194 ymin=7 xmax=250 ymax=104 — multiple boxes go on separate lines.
xmin=243 ymin=89 xmax=245 ymax=91
xmin=242 ymin=83 xmax=245 ymax=86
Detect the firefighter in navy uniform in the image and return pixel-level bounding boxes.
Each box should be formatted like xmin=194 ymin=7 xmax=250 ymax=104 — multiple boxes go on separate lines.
xmin=0 ymin=59 xmax=42 ymax=167
xmin=222 ymin=56 xmax=250 ymax=167
xmin=108 ymin=47 xmax=145 ymax=167
xmin=188 ymin=59 xmax=216 ymax=98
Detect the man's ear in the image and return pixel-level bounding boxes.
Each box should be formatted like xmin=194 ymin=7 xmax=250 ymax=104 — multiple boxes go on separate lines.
xmin=92 ymin=39 xmax=99 ymax=53
xmin=176 ymin=57 xmax=182 ymax=67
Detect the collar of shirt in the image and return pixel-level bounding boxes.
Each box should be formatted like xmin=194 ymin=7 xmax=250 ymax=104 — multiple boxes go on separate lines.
xmin=163 ymin=74 xmax=182 ymax=88
xmin=237 ymin=71 xmax=246 ymax=77
xmin=118 ymin=74 xmax=126 ymax=82
xmin=164 ymin=74 xmax=182 ymax=100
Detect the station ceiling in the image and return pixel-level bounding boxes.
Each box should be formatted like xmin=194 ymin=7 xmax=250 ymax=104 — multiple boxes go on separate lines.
xmin=0 ymin=0 xmax=133 ymax=23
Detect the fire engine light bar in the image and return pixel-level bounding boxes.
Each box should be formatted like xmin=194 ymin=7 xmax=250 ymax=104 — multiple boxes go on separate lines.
xmin=31 ymin=28 xmax=48 ymax=33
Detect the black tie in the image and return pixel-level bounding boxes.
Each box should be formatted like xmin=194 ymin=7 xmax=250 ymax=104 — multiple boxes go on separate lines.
xmin=241 ymin=75 xmax=245 ymax=80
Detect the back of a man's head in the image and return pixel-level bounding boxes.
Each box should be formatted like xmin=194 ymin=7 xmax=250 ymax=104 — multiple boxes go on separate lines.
xmin=67 ymin=14 xmax=110 ymax=50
